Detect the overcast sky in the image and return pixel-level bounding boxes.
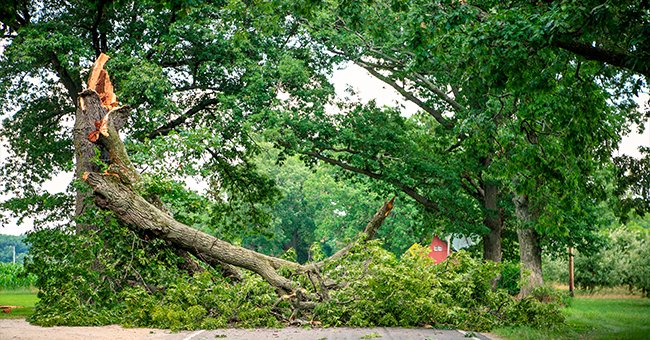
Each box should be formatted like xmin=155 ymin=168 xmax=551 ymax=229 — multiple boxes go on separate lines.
xmin=1 ymin=63 xmax=648 ymax=235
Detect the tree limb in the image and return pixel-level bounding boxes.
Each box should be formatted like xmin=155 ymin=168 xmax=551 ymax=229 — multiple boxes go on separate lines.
xmin=143 ymin=97 xmax=220 ymax=140
xmin=356 ymin=61 xmax=454 ymax=129
xmin=50 ymin=52 xmax=83 ymax=106
xmin=552 ymin=39 xmax=649 ymax=79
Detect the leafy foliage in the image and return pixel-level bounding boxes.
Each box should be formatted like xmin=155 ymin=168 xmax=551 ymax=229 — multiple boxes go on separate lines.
xmin=544 ymin=220 xmax=650 ymax=296
xmin=317 ymin=243 xmax=563 ymax=331
xmin=24 ymin=216 xmax=563 ymax=331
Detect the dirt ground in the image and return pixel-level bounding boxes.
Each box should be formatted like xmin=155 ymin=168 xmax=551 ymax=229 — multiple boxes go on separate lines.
xmin=0 ymin=319 xmax=175 ymax=340
xmin=0 ymin=319 xmax=492 ymax=340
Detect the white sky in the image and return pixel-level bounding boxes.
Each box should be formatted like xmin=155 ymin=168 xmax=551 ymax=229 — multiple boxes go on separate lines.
xmin=0 ymin=63 xmax=648 ymax=235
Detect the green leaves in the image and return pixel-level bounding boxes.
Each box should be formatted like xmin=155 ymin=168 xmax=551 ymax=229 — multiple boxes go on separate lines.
xmin=317 ymin=244 xmax=563 ymax=331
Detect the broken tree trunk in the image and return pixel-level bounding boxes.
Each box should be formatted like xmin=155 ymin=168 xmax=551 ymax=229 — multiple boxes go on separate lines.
xmin=86 ymin=171 xmax=302 ymax=292
xmin=76 ymin=53 xmax=395 ymax=301
xmin=74 ymin=53 xmax=126 ymax=228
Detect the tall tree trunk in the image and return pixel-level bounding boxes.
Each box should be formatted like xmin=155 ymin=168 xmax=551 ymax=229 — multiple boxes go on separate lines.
xmin=482 ymin=182 xmax=503 ymax=262
xmin=513 ymin=194 xmax=543 ymax=297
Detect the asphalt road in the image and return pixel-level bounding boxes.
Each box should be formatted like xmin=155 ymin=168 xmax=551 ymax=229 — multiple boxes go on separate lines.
xmin=0 ymin=319 xmax=494 ymax=340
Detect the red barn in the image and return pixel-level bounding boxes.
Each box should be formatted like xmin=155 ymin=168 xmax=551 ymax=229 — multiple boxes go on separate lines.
xmin=428 ymin=236 xmax=451 ymax=264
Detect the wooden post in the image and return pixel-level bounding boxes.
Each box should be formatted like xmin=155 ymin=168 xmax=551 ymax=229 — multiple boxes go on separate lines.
xmin=568 ymin=247 xmax=575 ymax=297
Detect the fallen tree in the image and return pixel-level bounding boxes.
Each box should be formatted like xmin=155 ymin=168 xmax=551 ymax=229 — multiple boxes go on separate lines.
xmin=76 ymin=54 xmax=395 ymax=308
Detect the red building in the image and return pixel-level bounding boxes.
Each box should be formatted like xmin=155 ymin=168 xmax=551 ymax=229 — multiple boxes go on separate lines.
xmin=428 ymin=236 xmax=451 ymax=264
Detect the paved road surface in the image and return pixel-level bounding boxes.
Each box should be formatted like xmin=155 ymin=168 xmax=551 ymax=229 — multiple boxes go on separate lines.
xmin=0 ymin=319 xmax=494 ymax=340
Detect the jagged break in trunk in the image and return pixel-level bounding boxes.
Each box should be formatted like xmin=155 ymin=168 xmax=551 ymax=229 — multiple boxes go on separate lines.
xmin=513 ymin=194 xmax=543 ymax=297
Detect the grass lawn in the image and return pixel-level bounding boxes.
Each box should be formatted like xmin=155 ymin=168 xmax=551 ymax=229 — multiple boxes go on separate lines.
xmin=0 ymin=288 xmax=38 ymax=319
xmin=493 ymin=297 xmax=650 ymax=339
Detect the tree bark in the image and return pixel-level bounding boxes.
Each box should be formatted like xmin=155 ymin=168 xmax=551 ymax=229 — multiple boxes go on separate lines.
xmin=74 ymin=89 xmax=107 ymax=225
xmin=482 ymin=182 xmax=503 ymax=263
xmin=513 ymin=194 xmax=543 ymax=297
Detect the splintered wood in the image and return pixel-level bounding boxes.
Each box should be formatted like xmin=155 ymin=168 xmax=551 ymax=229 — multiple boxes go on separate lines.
xmin=87 ymin=53 xmax=118 ymax=110
xmin=384 ymin=196 xmax=395 ymax=217
xmin=86 ymin=53 xmax=118 ymax=142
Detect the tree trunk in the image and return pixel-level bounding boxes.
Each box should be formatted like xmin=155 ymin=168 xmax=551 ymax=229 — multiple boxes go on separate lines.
xmin=73 ymin=54 xmax=128 ymax=229
xmin=73 ymin=91 xmax=105 ymax=225
xmin=482 ymin=182 xmax=503 ymax=263
xmin=513 ymin=194 xmax=543 ymax=297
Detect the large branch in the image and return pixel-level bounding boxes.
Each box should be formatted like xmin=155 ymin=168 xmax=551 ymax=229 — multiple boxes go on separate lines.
xmin=143 ymin=97 xmax=220 ymax=140
xmin=85 ymin=172 xmax=301 ymax=291
xmin=553 ymin=39 xmax=649 ymax=79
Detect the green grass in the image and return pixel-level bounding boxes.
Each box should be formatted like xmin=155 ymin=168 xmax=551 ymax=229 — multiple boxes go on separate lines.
xmin=493 ymin=297 xmax=650 ymax=339
xmin=0 ymin=288 xmax=39 ymax=319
